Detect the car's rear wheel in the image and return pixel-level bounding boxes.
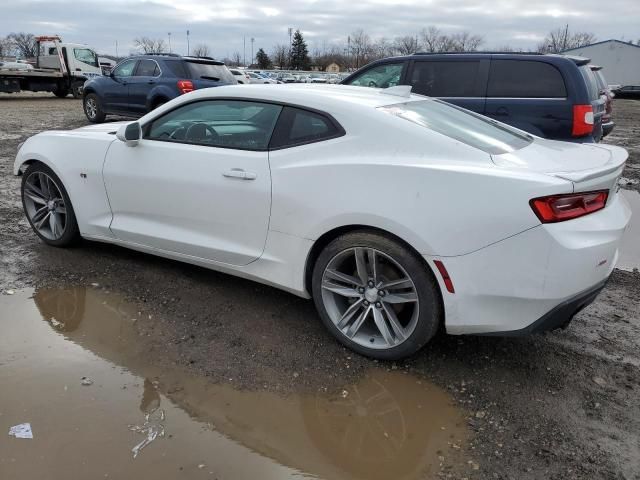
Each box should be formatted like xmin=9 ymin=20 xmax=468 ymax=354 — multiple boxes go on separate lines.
xmin=83 ymin=93 xmax=106 ymax=123
xmin=21 ymin=163 xmax=80 ymax=247
xmin=312 ymin=231 xmax=442 ymax=360
xmin=53 ymin=87 xmax=69 ymax=98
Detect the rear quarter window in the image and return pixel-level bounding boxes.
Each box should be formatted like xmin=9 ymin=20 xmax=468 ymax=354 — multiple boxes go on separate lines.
xmin=270 ymin=107 xmax=344 ymax=149
xmin=165 ymin=60 xmax=188 ymax=78
xmin=487 ymin=60 xmax=567 ymax=98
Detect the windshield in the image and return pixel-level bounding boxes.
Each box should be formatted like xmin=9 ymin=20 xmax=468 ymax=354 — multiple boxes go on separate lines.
xmin=379 ymin=99 xmax=532 ymax=155
xmin=186 ymin=62 xmax=236 ymax=84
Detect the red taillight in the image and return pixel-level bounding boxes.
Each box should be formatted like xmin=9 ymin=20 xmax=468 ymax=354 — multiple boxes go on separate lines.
xmin=177 ymin=80 xmax=194 ymax=94
xmin=433 ymin=260 xmax=455 ymax=294
xmin=530 ymin=190 xmax=608 ymax=223
xmin=572 ymin=104 xmax=594 ymax=137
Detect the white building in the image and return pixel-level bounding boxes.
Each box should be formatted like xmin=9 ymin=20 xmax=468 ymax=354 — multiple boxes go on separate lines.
xmin=563 ymin=40 xmax=640 ymax=87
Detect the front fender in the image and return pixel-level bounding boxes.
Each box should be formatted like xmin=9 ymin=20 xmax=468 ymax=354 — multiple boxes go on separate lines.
xmin=14 ymin=131 xmax=116 ymax=238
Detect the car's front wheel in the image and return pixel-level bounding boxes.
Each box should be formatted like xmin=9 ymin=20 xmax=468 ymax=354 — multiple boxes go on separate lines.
xmin=83 ymin=93 xmax=106 ymax=123
xmin=312 ymin=231 xmax=442 ymax=360
xmin=21 ymin=162 xmax=80 ymax=247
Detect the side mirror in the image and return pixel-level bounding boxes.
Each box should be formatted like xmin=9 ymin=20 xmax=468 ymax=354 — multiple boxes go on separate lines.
xmin=116 ymin=122 xmax=142 ymax=147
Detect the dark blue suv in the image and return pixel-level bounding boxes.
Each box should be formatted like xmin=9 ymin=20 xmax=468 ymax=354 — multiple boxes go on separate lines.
xmin=82 ymin=54 xmax=237 ymax=123
xmin=342 ymin=53 xmax=606 ymax=142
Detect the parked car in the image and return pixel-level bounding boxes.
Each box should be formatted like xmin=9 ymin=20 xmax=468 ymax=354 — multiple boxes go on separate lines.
xmin=280 ymin=74 xmax=297 ymax=83
xmin=82 ymin=54 xmax=236 ymax=123
xmin=246 ymin=71 xmax=277 ymax=84
xmin=229 ymin=68 xmax=251 ymax=84
xmin=590 ymin=65 xmax=615 ymax=137
xmin=612 ymin=85 xmax=640 ymax=99
xmin=342 ymin=53 xmax=607 ymax=143
xmin=305 ymin=73 xmax=328 ymax=84
xmin=15 ymin=84 xmax=631 ymax=359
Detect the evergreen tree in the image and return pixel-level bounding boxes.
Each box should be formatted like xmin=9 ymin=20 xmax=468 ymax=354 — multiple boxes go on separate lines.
xmin=289 ymin=30 xmax=310 ymax=70
xmin=255 ymin=48 xmax=272 ymax=69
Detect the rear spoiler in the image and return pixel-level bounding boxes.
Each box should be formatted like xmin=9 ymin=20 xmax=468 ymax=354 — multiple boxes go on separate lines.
xmin=563 ymin=54 xmax=591 ymax=66
xmin=550 ymin=145 xmax=627 ymax=182
xmin=183 ymin=57 xmax=225 ymax=66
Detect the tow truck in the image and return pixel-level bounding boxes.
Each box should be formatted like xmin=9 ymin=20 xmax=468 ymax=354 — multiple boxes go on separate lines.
xmin=0 ymin=35 xmax=102 ymax=98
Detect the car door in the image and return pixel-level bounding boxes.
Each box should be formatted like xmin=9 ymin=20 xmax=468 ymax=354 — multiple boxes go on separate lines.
xmin=127 ymin=59 xmax=161 ymax=114
xmin=102 ymin=99 xmax=282 ymax=266
xmin=104 ymin=59 xmax=137 ymax=112
xmin=407 ymin=59 xmax=488 ymax=113
xmin=484 ymin=59 xmax=570 ymax=139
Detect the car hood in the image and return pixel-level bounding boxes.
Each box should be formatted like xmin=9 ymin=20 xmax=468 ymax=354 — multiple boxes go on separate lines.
xmin=492 ymin=138 xmax=627 ymax=183
xmin=73 ymin=122 xmax=129 ymax=134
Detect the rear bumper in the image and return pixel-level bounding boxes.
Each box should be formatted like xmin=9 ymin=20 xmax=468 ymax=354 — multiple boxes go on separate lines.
xmin=429 ymin=192 xmax=631 ymax=335
xmin=479 ymin=279 xmax=607 ymax=336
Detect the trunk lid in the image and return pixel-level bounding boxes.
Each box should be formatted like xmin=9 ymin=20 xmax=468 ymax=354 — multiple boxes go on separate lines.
xmin=492 ymin=138 xmax=627 ymax=194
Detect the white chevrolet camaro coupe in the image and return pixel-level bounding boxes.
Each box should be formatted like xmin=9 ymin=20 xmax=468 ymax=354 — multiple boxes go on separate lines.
xmin=15 ymin=84 xmax=632 ymax=359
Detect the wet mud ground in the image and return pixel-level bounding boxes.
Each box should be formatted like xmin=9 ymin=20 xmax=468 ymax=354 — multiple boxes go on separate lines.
xmin=1 ymin=93 xmax=640 ymax=479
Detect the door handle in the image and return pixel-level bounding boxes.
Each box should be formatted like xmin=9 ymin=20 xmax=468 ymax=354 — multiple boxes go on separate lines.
xmin=147 ymin=80 xmax=156 ymax=84
xmin=223 ymin=168 xmax=257 ymax=180
xmin=495 ymin=107 xmax=509 ymax=116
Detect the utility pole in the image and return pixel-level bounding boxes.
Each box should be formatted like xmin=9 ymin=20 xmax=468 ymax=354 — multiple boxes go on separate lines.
xmin=347 ymin=35 xmax=351 ymax=70
xmin=250 ymin=37 xmax=254 ymax=66
xmin=187 ymin=30 xmax=190 ymax=56
xmin=168 ymin=32 xmax=172 ymax=53
xmin=288 ymin=27 xmax=293 ymax=68
xmin=243 ymin=36 xmax=246 ymax=67
xmin=115 ymin=40 xmax=118 ymax=58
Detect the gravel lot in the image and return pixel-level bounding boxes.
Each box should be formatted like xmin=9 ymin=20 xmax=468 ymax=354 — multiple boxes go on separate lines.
xmin=1 ymin=92 xmax=639 ymax=479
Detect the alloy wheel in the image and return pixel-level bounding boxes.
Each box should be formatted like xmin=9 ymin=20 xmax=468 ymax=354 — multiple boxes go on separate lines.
xmin=23 ymin=171 xmax=68 ymax=241
xmin=321 ymin=247 xmax=419 ymax=350
xmin=85 ymin=98 xmax=97 ymax=119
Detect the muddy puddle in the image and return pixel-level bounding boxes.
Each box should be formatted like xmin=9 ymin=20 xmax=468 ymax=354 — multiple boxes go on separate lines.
xmin=0 ymin=287 xmax=468 ymax=480
xmin=619 ymin=189 xmax=640 ymax=272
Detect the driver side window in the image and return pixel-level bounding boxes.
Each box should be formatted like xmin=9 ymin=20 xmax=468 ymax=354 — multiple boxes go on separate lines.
xmin=145 ymin=100 xmax=283 ymax=151
xmin=113 ymin=60 xmax=137 ymax=77
xmin=345 ymin=62 xmax=404 ymax=89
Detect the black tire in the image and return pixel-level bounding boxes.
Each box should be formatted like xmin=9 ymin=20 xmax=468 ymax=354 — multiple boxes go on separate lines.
xmin=53 ymin=87 xmax=69 ymax=98
xmin=150 ymin=98 xmax=168 ymax=111
xmin=71 ymin=84 xmax=83 ymax=99
xmin=21 ymin=162 xmax=80 ymax=247
xmin=83 ymin=93 xmax=106 ymax=123
xmin=312 ymin=231 xmax=442 ymax=360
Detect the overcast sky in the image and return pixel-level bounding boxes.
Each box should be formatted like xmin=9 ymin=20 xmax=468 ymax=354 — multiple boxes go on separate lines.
xmin=3 ymin=0 xmax=639 ymax=59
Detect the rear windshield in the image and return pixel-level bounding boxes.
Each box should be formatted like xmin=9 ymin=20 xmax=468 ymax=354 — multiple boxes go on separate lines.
xmin=186 ymin=62 xmax=236 ymax=84
xmin=379 ymin=99 xmax=532 ymax=155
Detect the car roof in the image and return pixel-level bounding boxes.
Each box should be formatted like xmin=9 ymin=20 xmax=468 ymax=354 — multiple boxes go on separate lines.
xmin=369 ymin=52 xmax=590 ymax=66
xmin=180 ymin=84 xmax=424 ymax=111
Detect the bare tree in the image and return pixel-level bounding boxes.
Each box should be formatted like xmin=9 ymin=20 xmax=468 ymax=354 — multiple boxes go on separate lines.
xmin=371 ymin=37 xmax=393 ymax=61
xmin=191 ymin=44 xmax=211 ymax=57
xmin=537 ymin=25 xmax=596 ymax=53
xmin=448 ymin=32 xmax=484 ymax=52
xmin=133 ymin=37 xmax=167 ymax=54
xmin=393 ymin=35 xmax=420 ymax=55
xmin=350 ymin=29 xmax=372 ymax=69
xmin=420 ymin=27 xmax=447 ymax=53
xmin=271 ymin=44 xmax=288 ymax=69
xmin=8 ymin=32 xmax=38 ymax=58
xmin=0 ymin=36 xmax=14 ymax=58
xmin=229 ymin=51 xmax=242 ymax=67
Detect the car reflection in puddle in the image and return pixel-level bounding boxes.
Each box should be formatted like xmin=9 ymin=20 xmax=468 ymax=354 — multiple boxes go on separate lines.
xmin=0 ymin=287 xmax=468 ymax=480
xmin=619 ymin=189 xmax=640 ymax=272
